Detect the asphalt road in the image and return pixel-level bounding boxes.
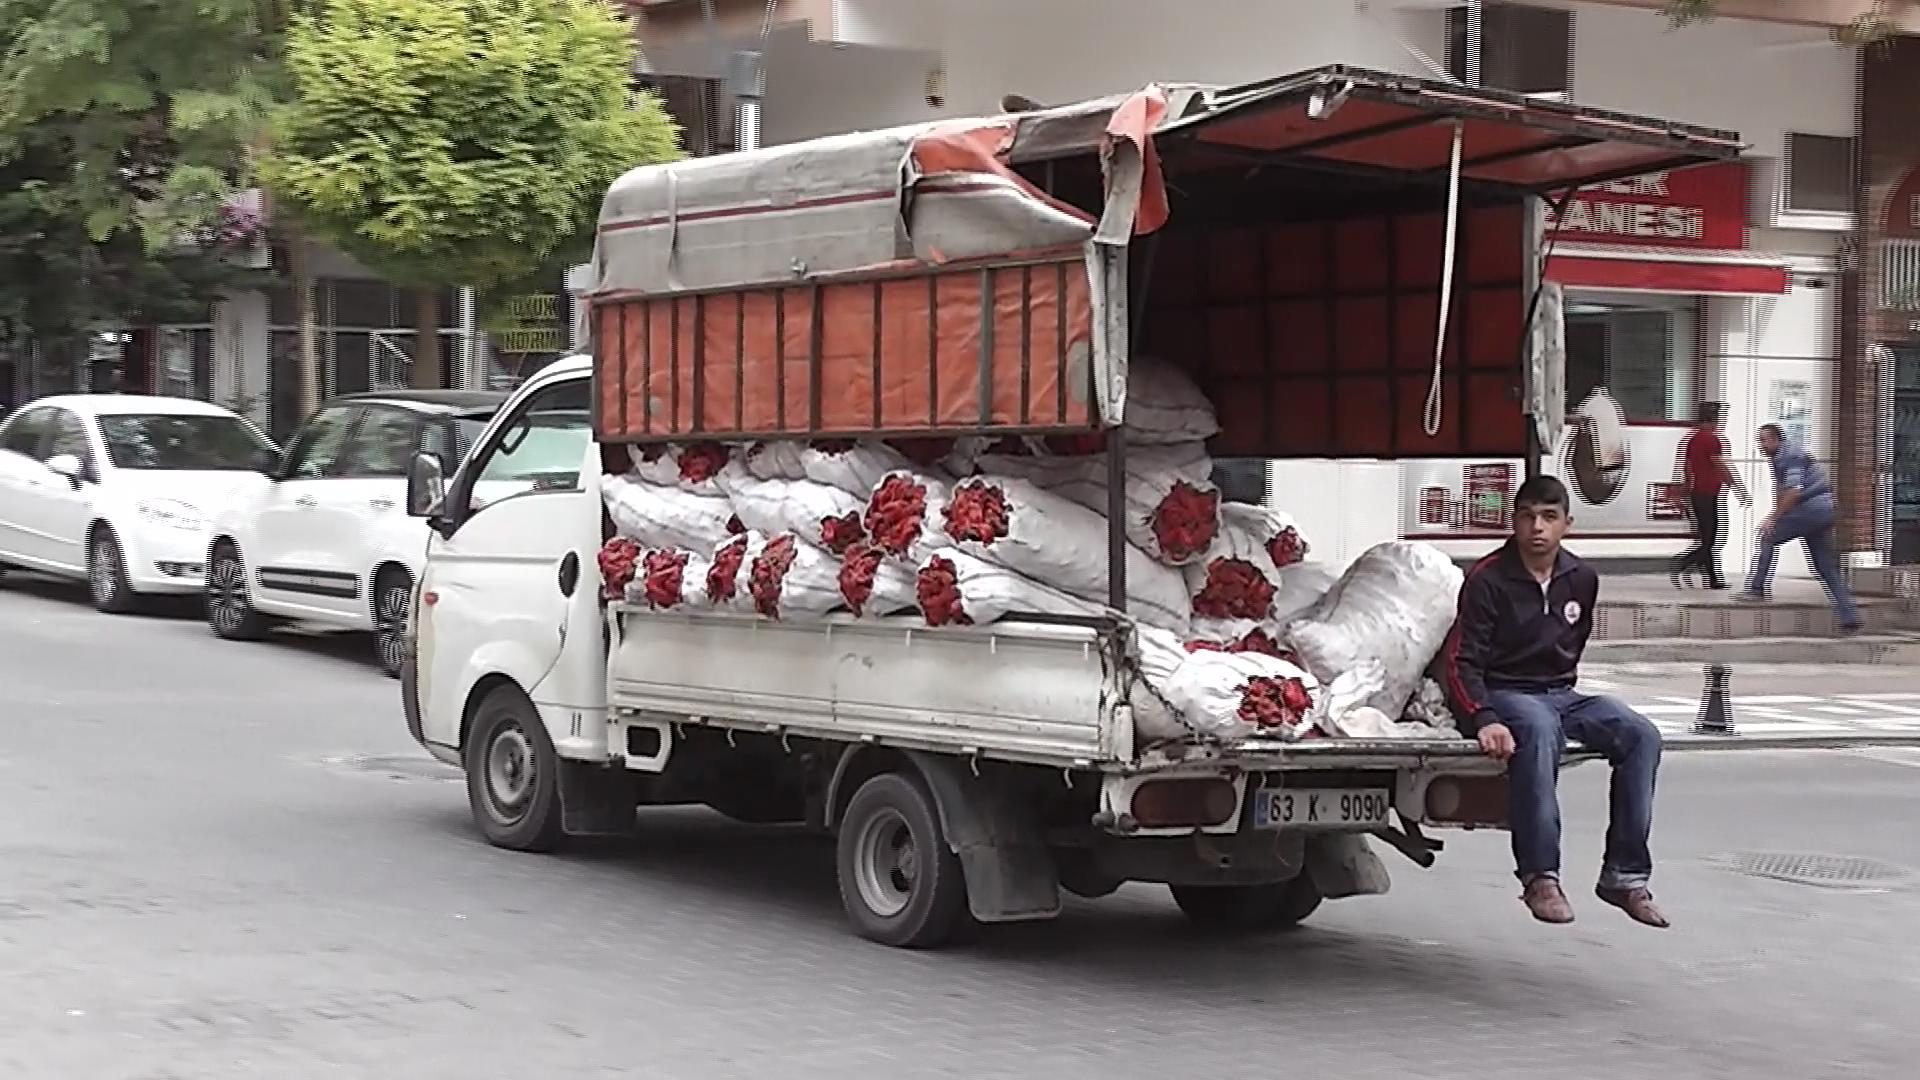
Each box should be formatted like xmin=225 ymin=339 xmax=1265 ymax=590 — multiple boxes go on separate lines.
xmin=3 ymin=572 xmax=1917 ymax=1080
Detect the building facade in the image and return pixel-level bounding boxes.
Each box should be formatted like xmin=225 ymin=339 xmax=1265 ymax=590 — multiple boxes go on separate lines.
xmin=632 ymin=0 xmax=1880 ymax=575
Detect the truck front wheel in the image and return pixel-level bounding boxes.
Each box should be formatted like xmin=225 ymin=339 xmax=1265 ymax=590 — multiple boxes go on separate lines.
xmin=464 ymin=686 xmax=565 ymax=852
xmin=1170 ymin=876 xmax=1323 ymax=933
xmin=835 ymin=772 xmax=968 ymax=948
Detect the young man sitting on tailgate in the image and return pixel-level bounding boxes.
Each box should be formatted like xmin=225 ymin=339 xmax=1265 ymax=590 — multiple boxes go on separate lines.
xmin=1442 ymin=475 xmax=1668 ymax=929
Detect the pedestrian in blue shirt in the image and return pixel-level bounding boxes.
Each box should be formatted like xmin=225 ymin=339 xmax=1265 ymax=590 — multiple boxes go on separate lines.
xmin=1734 ymin=424 xmax=1861 ymax=633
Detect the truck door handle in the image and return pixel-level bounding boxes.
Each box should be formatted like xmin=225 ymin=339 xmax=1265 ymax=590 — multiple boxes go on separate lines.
xmin=295 ymin=495 xmax=318 ymax=508
xmin=557 ymin=551 xmax=579 ymax=597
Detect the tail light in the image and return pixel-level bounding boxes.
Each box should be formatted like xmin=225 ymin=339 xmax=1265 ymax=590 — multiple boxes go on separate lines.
xmin=1425 ymin=776 xmax=1510 ymax=827
xmin=1130 ymin=779 xmax=1238 ymax=829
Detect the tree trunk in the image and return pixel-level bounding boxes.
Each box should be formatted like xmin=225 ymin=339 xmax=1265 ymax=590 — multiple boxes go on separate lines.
xmin=414 ymin=288 xmax=443 ymax=389
xmin=289 ymin=233 xmax=321 ymax=419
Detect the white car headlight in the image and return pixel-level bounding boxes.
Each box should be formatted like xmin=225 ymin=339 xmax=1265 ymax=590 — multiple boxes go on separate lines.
xmin=136 ymin=499 xmax=207 ymax=532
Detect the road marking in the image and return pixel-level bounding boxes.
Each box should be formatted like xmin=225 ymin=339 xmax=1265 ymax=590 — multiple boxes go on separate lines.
xmin=1811 ymin=705 xmax=1871 ymax=716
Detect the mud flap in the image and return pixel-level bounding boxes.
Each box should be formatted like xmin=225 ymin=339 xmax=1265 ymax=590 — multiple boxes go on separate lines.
xmin=904 ymin=750 xmax=1062 ymax=924
xmin=1305 ymin=833 xmax=1392 ymax=899
xmin=559 ymin=760 xmax=639 ymax=837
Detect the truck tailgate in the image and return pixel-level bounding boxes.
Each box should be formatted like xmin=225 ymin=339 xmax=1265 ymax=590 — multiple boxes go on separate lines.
xmin=607 ymin=606 xmax=1125 ymax=766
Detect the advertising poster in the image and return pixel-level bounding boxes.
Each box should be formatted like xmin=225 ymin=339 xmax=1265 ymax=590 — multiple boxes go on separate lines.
xmin=1402 ymin=392 xmax=1692 ymax=539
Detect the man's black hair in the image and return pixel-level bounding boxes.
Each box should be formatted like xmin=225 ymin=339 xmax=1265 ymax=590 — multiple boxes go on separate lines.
xmin=1758 ymin=422 xmax=1784 ymax=440
xmin=1513 ymin=474 xmax=1570 ymax=513
xmin=1696 ymin=401 xmax=1724 ymax=423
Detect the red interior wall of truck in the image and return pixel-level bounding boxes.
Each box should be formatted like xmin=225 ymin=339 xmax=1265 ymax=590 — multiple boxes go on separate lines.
xmin=1139 ymin=201 xmax=1529 ymax=460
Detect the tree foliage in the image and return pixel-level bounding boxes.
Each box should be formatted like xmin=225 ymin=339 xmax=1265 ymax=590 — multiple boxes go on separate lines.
xmin=0 ymin=0 xmax=281 ymax=346
xmin=1663 ymin=0 xmax=1906 ymax=44
xmin=264 ymin=0 xmax=680 ymax=295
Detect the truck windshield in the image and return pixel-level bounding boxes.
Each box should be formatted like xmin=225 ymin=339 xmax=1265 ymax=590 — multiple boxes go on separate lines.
xmin=467 ymin=379 xmax=593 ymax=498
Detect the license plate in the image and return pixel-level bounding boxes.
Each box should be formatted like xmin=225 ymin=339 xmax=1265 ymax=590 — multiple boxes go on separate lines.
xmin=1253 ymin=788 xmax=1392 ymax=829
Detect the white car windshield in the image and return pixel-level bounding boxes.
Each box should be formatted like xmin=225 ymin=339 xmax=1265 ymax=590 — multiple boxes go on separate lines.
xmin=97 ymin=413 xmax=278 ymax=471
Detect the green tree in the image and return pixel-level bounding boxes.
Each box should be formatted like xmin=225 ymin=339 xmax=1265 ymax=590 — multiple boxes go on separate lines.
xmin=0 ymin=0 xmax=282 ymax=367
xmin=264 ymin=0 xmax=680 ymax=389
xmin=1664 ymin=0 xmax=1905 ymax=43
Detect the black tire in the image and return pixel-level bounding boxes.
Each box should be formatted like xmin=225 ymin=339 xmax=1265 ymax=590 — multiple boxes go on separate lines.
xmin=371 ymin=566 xmax=412 ymax=680
xmin=835 ymin=772 xmax=969 ymax=948
xmin=205 ymin=541 xmax=267 ymax=640
xmin=1170 ymin=875 xmax=1324 ymax=933
xmin=465 ymin=684 xmax=565 ymax=852
xmin=87 ymin=527 xmax=138 ymax=614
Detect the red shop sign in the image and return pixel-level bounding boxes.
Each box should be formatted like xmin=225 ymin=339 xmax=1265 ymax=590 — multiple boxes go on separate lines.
xmin=1546 ymin=161 xmax=1750 ymax=251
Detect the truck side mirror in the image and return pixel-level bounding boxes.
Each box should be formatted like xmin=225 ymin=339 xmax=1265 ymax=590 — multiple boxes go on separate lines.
xmin=406 ymin=451 xmax=446 ymax=519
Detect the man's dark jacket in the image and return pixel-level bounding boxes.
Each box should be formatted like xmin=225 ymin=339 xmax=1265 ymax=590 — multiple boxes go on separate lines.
xmin=1440 ymin=541 xmax=1600 ymax=735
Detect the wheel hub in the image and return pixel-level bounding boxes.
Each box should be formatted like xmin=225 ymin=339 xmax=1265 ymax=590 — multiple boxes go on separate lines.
xmin=852 ymin=809 xmax=918 ymax=918
xmin=485 ymin=725 xmax=536 ymax=821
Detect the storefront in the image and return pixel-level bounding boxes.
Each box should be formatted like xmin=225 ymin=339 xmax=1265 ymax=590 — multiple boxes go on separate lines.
xmin=1399 ymin=161 xmax=1832 ymax=574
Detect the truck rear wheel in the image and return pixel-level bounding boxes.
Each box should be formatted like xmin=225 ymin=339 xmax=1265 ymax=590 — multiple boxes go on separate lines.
xmin=1170 ymin=876 xmax=1323 ymax=933
xmin=465 ymin=685 xmax=564 ymax=852
xmin=836 ymin=772 xmax=968 ymax=948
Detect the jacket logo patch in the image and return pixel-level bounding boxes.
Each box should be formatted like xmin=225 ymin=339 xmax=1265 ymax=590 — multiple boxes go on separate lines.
xmin=1564 ymin=600 xmax=1583 ymax=624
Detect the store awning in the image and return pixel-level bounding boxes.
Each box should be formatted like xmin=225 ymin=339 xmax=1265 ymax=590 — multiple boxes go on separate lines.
xmin=1546 ymin=243 xmax=1791 ymax=297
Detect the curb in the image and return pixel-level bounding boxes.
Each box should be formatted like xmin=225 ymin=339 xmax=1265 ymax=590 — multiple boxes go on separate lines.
xmin=1588 ymin=634 xmax=1920 ymax=666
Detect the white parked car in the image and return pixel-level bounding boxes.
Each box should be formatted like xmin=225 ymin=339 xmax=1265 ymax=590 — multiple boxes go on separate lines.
xmin=0 ymin=395 xmax=279 ymax=612
xmin=204 ymin=389 xmax=507 ymax=678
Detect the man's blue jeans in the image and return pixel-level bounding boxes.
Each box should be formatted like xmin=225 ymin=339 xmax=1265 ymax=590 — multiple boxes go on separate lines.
xmin=1485 ymin=688 xmax=1662 ymax=891
xmin=1747 ymin=497 xmax=1862 ymax=628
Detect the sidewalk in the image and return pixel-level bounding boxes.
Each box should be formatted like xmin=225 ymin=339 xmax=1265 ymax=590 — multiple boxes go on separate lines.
xmin=1590 ymin=572 xmax=1920 ymax=665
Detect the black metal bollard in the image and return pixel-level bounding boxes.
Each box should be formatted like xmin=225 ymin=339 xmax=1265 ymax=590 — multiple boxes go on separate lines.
xmin=1695 ymin=663 xmax=1736 ymax=736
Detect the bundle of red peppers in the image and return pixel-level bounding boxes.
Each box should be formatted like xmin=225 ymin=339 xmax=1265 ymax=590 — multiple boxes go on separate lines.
xmin=748 ymin=535 xmax=799 ymax=618
xmin=1190 ymin=558 xmax=1275 ymax=621
xmin=942 ymin=482 xmax=1010 ymax=546
xmin=866 ymin=474 xmax=930 ymax=556
xmin=641 ymin=549 xmax=689 ymax=609
xmin=915 ymin=555 xmax=970 ymax=626
xmin=837 ymin=543 xmax=887 ymax=615
xmin=1149 ymin=481 xmax=1220 ymax=563
xmin=598 ymin=537 xmax=641 ymax=600
xmin=818 ymin=511 xmax=867 ymax=555
xmin=1266 ymin=526 xmax=1307 ymax=568
xmin=707 ymin=536 xmax=748 ymax=605
xmin=1237 ymin=675 xmax=1315 ymax=730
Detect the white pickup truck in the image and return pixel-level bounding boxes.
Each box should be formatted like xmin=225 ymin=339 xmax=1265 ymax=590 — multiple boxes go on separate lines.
xmin=399 ymin=66 xmax=1911 ymax=949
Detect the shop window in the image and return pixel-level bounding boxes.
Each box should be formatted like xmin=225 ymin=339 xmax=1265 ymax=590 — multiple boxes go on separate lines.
xmin=1783 ymin=133 xmax=1854 ymax=216
xmin=1446 ymin=3 xmax=1573 ymax=97
xmin=1564 ymin=297 xmax=1696 ymax=424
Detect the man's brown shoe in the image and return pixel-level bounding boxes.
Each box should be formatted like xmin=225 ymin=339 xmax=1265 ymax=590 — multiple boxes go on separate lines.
xmin=1521 ymin=876 xmax=1575 ymax=924
xmin=1596 ymin=885 xmax=1670 ymax=929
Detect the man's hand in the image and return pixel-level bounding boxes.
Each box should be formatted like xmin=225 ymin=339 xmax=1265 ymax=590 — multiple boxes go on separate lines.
xmin=1477 ymin=722 xmax=1516 ymax=762
xmin=1759 ymin=513 xmax=1775 ymax=539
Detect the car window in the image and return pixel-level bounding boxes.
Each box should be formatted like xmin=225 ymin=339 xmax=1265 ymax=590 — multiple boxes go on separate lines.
xmin=96 ymin=413 xmax=278 ymax=471
xmin=0 ymin=406 xmax=51 ymax=460
xmin=283 ymin=406 xmax=363 ymax=480
xmin=466 ymin=380 xmax=591 ymax=509
xmin=340 ymin=406 xmax=423 ymax=479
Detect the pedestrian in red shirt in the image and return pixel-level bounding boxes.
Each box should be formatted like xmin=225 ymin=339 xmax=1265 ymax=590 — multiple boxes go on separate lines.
xmin=1669 ymin=401 xmax=1749 ymax=589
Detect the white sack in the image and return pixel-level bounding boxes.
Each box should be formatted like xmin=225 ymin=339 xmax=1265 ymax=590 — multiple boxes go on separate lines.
xmin=837 ymin=543 xmax=921 ymax=617
xmin=1045 ymin=445 xmax=1221 ymax=567
xmin=1401 ymin=677 xmax=1457 ymax=729
xmin=603 ymin=473 xmax=742 ymax=552
xmin=716 ymin=464 xmax=869 ymax=553
xmin=1163 ymin=649 xmax=1319 ymax=742
xmin=914 ymin=549 xmax=1098 ymax=627
xmin=1131 ymin=625 xmax=1196 ymax=744
xmin=1269 ymin=561 xmax=1340 ymax=628
xmin=746 ymin=439 xmax=914 ymax=497
xmin=1182 ymin=503 xmax=1310 ymax=624
xmin=625 ymin=442 xmax=736 ymax=495
xmin=1285 ymin=541 xmax=1464 ymax=722
xmin=1125 ymin=355 xmax=1221 ymax=444
xmin=940 ymin=475 xmax=1190 ymax=634
xmin=746 ymin=534 xmax=845 ymax=620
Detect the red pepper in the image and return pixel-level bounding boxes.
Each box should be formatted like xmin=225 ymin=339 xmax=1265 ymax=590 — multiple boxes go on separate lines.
xmin=942 ymin=482 xmax=1010 ymax=545
xmin=1238 ymin=675 xmax=1315 ymax=730
xmin=748 ymin=535 xmax=800 ymax=619
xmin=1184 ymin=640 xmax=1230 ymax=653
xmin=838 ymin=543 xmax=883 ymax=615
xmin=1191 ymin=557 xmax=1275 ymax=621
xmin=916 ymin=556 xmax=971 ymax=626
xmin=866 ymin=475 xmax=929 ymax=555
xmin=1234 ymin=628 xmax=1286 ymax=658
xmin=678 ymin=442 xmax=729 ymax=483
xmin=1267 ymin=527 xmax=1307 ymax=568
xmin=597 ymin=537 xmax=642 ymax=600
xmin=726 ymin=514 xmax=746 ymax=536
xmin=641 ymin=549 xmax=689 ymax=609
xmin=819 ymin=511 xmax=867 ymax=555
xmin=707 ymin=537 xmax=748 ymax=604
xmin=1149 ymin=481 xmax=1219 ymax=561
